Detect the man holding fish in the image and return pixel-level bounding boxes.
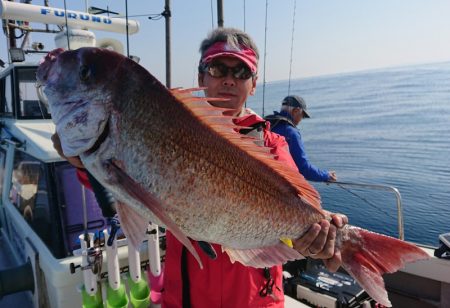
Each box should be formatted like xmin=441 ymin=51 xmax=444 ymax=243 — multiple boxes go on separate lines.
xmin=161 ymin=27 xmax=347 ymax=308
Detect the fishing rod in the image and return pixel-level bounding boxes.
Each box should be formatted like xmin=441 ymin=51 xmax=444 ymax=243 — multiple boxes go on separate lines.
xmin=261 ymin=0 xmax=268 ymax=116
xmin=78 ymin=185 xmax=103 ymax=307
xmin=81 ymin=185 xmax=89 ymax=246
xmin=287 ymin=0 xmax=297 ymax=95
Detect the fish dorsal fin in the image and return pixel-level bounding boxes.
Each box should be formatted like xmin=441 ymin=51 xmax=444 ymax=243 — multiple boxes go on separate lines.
xmin=169 ymin=88 xmax=321 ymax=209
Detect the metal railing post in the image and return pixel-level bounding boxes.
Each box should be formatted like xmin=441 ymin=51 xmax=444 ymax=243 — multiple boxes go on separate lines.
xmin=326 ymin=181 xmax=404 ymax=240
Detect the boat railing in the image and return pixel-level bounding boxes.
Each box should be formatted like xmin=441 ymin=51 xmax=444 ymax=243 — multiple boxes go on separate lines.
xmin=325 ymin=181 xmax=404 ymax=240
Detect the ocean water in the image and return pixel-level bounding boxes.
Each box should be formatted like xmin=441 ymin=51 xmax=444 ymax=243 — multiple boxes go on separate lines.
xmin=247 ymin=62 xmax=450 ymax=246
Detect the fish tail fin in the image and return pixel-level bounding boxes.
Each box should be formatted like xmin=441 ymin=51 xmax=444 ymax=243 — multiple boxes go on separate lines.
xmin=340 ymin=226 xmax=429 ymax=307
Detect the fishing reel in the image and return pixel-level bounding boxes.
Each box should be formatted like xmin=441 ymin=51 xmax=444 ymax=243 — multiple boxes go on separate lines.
xmin=70 ymin=233 xmax=103 ymax=277
xmin=86 ymin=245 xmax=103 ymax=276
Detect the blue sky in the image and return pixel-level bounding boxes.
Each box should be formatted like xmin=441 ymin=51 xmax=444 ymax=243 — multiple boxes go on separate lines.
xmin=2 ymin=0 xmax=450 ymax=87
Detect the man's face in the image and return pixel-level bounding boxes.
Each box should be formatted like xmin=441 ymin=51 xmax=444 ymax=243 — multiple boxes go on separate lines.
xmin=292 ymin=107 xmax=304 ymax=126
xmin=198 ymin=56 xmax=257 ymax=116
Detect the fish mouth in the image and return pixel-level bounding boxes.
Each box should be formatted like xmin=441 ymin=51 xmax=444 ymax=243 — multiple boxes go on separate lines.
xmin=52 ymin=98 xmax=109 ymax=156
xmin=59 ymin=115 xmax=109 ymax=157
xmin=85 ymin=120 xmax=110 ymax=155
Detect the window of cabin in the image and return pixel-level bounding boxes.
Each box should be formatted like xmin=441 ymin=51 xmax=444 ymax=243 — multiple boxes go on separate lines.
xmin=4 ymin=74 xmax=13 ymax=115
xmin=9 ymin=151 xmax=55 ymax=252
xmin=0 ymin=77 xmax=3 ymax=114
xmin=16 ymin=68 xmax=50 ymax=119
xmin=54 ymin=164 xmax=106 ymax=254
xmin=0 ymin=149 xmax=5 ymax=197
xmin=7 ymin=150 xmax=107 ymax=258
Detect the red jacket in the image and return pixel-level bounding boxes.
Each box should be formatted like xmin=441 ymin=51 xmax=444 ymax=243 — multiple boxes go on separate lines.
xmin=162 ymin=113 xmax=298 ymax=308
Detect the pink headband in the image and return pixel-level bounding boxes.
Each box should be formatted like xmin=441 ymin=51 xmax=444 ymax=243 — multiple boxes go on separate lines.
xmin=201 ymin=41 xmax=258 ymax=73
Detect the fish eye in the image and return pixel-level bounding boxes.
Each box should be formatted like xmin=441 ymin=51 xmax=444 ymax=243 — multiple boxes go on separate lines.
xmin=79 ymin=65 xmax=91 ymax=81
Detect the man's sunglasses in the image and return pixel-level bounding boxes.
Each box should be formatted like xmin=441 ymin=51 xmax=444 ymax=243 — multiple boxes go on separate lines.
xmin=203 ymin=62 xmax=255 ymax=80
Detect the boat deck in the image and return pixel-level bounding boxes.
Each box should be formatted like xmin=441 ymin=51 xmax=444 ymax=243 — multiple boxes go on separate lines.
xmin=285 ymin=295 xmax=309 ymax=307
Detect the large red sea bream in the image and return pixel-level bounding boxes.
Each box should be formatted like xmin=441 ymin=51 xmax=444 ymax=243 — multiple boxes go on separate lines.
xmin=36 ymin=48 xmax=428 ymax=306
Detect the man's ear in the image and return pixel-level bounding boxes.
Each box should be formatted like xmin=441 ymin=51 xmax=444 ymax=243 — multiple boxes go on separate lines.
xmin=291 ymin=107 xmax=301 ymax=116
xmin=198 ymin=73 xmax=204 ymax=87
xmin=249 ymin=76 xmax=258 ymax=96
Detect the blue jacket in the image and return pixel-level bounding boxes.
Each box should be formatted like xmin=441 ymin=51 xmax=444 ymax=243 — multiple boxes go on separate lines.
xmin=265 ymin=111 xmax=330 ymax=182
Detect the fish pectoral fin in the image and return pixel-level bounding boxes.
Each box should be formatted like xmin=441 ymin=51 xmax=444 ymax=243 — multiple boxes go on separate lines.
xmin=106 ymin=160 xmax=204 ymax=269
xmin=197 ymin=241 xmax=217 ymax=260
xmin=224 ymin=242 xmax=304 ymax=268
xmin=116 ymin=201 xmax=148 ymax=248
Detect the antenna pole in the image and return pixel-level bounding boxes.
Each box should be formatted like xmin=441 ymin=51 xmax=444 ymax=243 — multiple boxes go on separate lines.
xmin=125 ymin=0 xmax=129 ymax=57
xmin=217 ymin=0 xmax=224 ymax=27
xmin=163 ymin=0 xmax=172 ymax=88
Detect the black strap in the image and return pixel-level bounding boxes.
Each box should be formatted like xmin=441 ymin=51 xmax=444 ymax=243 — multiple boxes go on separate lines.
xmin=264 ymin=114 xmax=296 ymax=130
xmin=181 ymin=246 xmax=191 ymax=308
xmin=86 ymin=170 xmax=117 ymax=218
xmin=260 ymin=267 xmax=276 ymax=298
xmin=240 ymin=121 xmax=266 ymax=135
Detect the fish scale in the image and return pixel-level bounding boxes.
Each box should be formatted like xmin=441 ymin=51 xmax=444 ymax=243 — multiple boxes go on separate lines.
xmin=113 ymin=80 xmax=321 ymax=244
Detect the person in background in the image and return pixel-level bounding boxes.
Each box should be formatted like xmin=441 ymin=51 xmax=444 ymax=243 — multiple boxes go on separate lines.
xmin=265 ymin=95 xmax=337 ymax=182
xmin=162 ymin=27 xmax=347 ymax=308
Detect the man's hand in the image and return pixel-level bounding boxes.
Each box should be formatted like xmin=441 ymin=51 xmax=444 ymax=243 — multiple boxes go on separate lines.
xmin=292 ymin=213 xmax=348 ymax=272
xmin=51 ymin=133 xmax=85 ymax=169
xmin=328 ymin=171 xmax=337 ymax=182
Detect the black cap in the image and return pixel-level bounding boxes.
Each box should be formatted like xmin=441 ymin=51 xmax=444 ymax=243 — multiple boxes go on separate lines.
xmin=282 ymin=95 xmax=311 ymax=118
